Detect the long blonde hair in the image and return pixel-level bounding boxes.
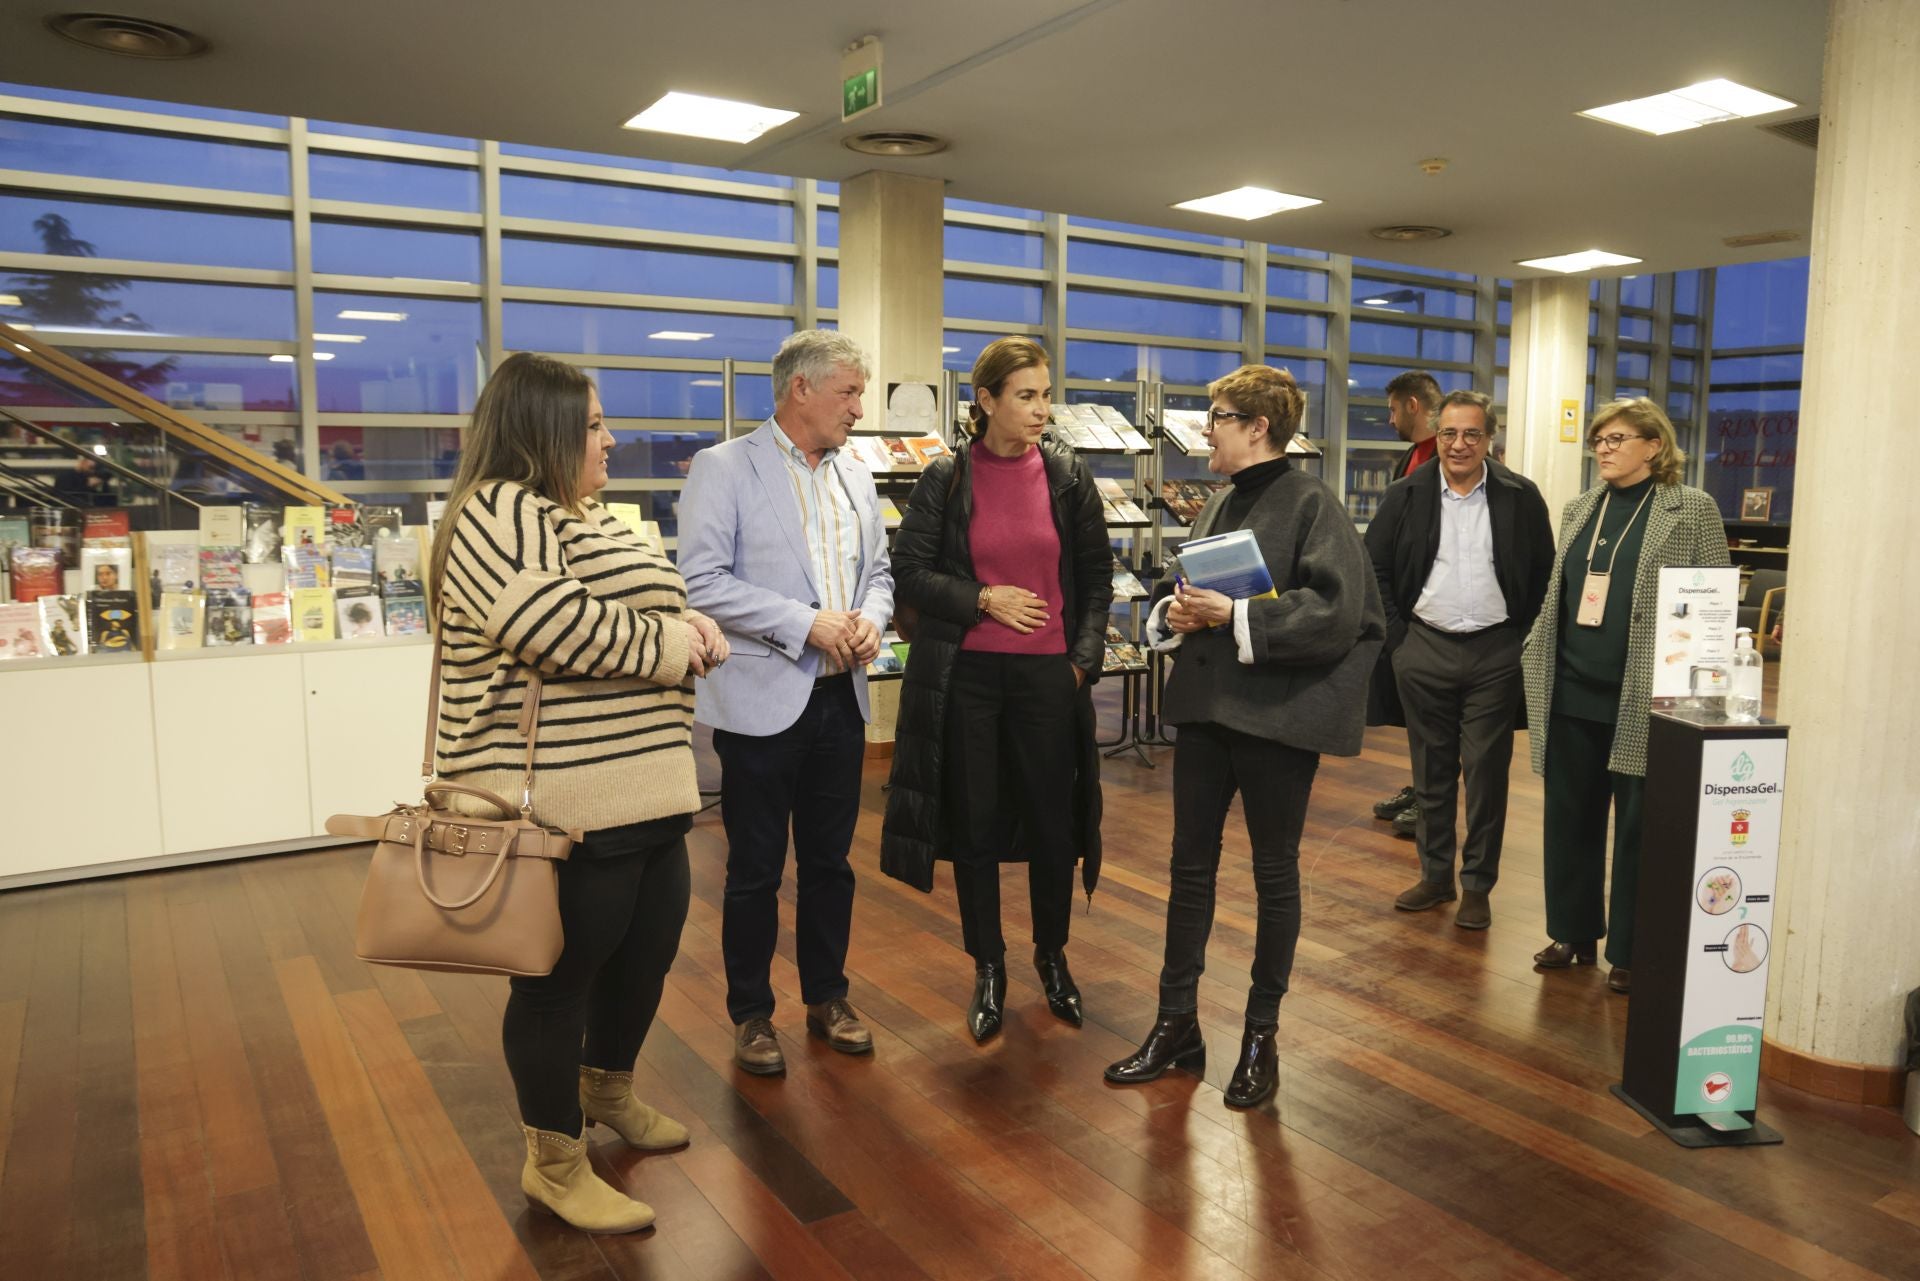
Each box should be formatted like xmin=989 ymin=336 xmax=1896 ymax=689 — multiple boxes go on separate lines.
xmin=428 ymin=352 xmax=594 ymax=612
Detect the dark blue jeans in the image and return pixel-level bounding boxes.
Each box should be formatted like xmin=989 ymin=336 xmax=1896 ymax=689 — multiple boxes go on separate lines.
xmin=712 ymin=675 xmax=865 ymax=1024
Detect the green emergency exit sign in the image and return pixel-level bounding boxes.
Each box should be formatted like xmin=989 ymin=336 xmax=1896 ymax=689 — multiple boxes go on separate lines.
xmin=843 ymin=67 xmax=879 ymax=120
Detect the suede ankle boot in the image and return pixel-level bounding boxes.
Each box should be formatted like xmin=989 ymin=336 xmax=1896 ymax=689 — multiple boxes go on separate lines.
xmin=579 ymin=1066 xmax=690 ymax=1151
xmin=520 ymin=1125 xmax=654 ymax=1233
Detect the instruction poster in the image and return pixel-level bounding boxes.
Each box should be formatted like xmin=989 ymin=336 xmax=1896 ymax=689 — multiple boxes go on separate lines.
xmin=1673 ymin=736 xmax=1787 ymax=1115
xmin=1652 ymin=567 xmax=1741 ymax=700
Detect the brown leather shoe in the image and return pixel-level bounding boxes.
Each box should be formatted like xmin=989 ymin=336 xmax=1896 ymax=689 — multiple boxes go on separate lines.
xmin=1532 ymin=940 xmax=1597 ymax=968
xmin=1607 ymin=967 xmax=1632 ymax=994
xmin=733 ymin=1017 xmax=785 ymax=1076
xmin=1454 ymin=890 xmax=1491 ymax=930
xmin=805 ymin=998 xmax=873 ymax=1055
xmin=1394 ymin=879 xmax=1457 ymax=912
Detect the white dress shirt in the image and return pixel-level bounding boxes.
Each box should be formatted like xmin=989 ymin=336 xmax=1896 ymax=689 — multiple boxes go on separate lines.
xmin=1411 ymin=464 xmax=1508 ymax=633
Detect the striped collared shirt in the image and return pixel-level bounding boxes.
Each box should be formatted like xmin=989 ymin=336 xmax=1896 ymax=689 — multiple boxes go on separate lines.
xmin=770 ymin=420 xmax=865 ymax=672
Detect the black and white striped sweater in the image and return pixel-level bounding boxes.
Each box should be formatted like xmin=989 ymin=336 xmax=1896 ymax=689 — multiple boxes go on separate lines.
xmin=434 ymin=480 xmax=698 ymax=833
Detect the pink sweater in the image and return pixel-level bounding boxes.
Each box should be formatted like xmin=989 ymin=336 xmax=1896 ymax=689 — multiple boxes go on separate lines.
xmin=962 ymin=443 xmax=1065 ymax=655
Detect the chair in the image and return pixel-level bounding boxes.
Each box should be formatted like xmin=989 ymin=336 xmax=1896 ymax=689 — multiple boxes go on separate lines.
xmin=1738 ymin=567 xmax=1787 ymax=656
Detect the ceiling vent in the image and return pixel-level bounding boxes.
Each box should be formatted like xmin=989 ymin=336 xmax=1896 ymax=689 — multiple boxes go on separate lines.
xmin=46 ymin=12 xmax=209 ymax=59
xmin=1722 ymin=229 xmax=1802 ymax=249
xmin=1759 ymin=115 xmax=1819 ymax=149
xmin=841 ymin=131 xmax=948 ymax=157
xmin=1369 ymin=225 xmax=1452 ymax=242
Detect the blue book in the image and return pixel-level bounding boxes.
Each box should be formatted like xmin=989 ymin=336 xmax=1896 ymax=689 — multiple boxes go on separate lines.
xmin=1174 ymin=528 xmax=1276 ymax=602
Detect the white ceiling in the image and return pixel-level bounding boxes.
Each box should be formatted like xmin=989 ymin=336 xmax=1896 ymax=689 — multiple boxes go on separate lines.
xmin=0 ymin=0 xmax=1826 ymax=277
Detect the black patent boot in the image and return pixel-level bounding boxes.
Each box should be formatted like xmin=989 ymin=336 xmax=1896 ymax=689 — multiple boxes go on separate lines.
xmin=1033 ymin=947 xmax=1083 ymax=1027
xmin=967 ymin=962 xmax=1008 ymax=1043
xmin=1222 ymin=1022 xmax=1279 ymax=1109
xmin=1103 ymin=1014 xmax=1205 ymax=1084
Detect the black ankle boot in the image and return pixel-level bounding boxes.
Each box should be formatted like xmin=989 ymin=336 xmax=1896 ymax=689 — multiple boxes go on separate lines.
xmin=1033 ymin=947 xmax=1083 ymax=1027
xmin=1223 ymin=1022 xmax=1279 ymax=1108
xmin=1103 ymin=1014 xmax=1205 ymax=1084
xmin=967 ymin=962 xmax=1008 ymax=1043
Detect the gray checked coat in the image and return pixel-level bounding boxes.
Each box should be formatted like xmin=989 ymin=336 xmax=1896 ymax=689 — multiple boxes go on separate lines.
xmin=1521 ymin=480 xmax=1729 ymax=778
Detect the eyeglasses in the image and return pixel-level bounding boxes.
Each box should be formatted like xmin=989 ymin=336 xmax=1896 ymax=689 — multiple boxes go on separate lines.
xmin=1205 ymin=409 xmax=1253 ymax=429
xmin=1435 ymin=429 xmax=1486 ymax=446
xmin=1589 ymin=431 xmax=1649 ymax=453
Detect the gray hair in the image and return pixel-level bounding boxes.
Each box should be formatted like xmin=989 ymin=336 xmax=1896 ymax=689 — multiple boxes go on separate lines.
xmin=1435 ymin=389 xmax=1498 ymax=436
xmin=772 ymin=329 xmax=872 ymax=405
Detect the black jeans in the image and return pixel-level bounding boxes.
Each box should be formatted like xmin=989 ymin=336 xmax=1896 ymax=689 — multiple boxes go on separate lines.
xmin=502 ymin=822 xmax=691 ymax=1134
xmin=943 ymin=651 xmax=1079 ymax=965
xmin=712 ymin=675 xmax=865 ymax=1024
xmin=1159 ymin=722 xmax=1319 ymax=1026
xmin=1542 ymin=711 xmax=1645 ymax=968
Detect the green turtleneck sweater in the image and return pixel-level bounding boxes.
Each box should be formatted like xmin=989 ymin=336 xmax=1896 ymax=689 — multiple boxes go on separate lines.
xmin=1554 ymin=474 xmax=1657 ymax=724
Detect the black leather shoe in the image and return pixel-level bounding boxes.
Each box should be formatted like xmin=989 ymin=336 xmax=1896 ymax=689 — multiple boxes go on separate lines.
xmin=1607 ymin=967 xmax=1632 ymax=994
xmin=1033 ymin=947 xmax=1083 ymax=1027
xmin=1533 ymin=940 xmax=1598 ymax=968
xmin=967 ymin=963 xmax=1007 ymax=1043
xmin=1223 ymin=1023 xmax=1279 ymax=1109
xmin=1372 ymin=786 xmax=1417 ymax=819
xmin=1392 ymin=804 xmax=1420 ymax=839
xmin=1104 ymin=1015 xmax=1205 ymax=1084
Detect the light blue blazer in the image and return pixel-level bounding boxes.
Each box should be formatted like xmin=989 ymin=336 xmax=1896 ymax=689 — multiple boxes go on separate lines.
xmin=679 ymin=419 xmax=894 ymax=736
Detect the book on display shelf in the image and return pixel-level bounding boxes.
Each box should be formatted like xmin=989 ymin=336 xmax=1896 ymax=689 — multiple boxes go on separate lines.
xmin=866 ymin=648 xmax=904 ymax=675
xmin=383 ymin=594 xmax=427 ymax=636
xmin=154 ymin=542 xmax=198 ymax=595
xmin=331 ymin=545 xmax=375 ymax=590
xmin=336 ymin=589 xmax=384 ymax=640
xmin=243 ymin=503 xmax=283 ymax=564
xmin=425 ymin=499 xmax=447 ymax=536
xmin=0 ymin=603 xmax=47 ymax=659
xmin=251 ymin=593 xmax=293 ymax=645
xmin=903 ymin=435 xmax=951 ymax=466
xmin=285 ymin=544 xmax=330 ymax=589
xmin=82 ymin=509 xmax=131 ymax=546
xmin=203 ymin=591 xmax=252 ymax=647
xmin=1162 ymin=410 xmax=1211 ymax=457
xmin=1111 ymin=559 xmax=1147 ymax=600
xmin=86 ymin=590 xmax=140 ymax=654
xmin=1095 ymin=478 xmax=1150 ymax=526
xmin=9 ymin=546 xmax=63 ymax=602
xmin=326 ymin=505 xmax=367 ymax=547
xmin=292 ymin=588 xmax=335 ymax=642
xmin=360 ymin=505 xmax=403 ymax=544
xmin=198 ymin=547 xmax=244 ymax=594
xmin=283 ymin=505 xmax=325 ymax=549
xmin=374 ymin=537 xmax=422 ymax=594
xmin=80 ymin=545 xmax=133 ymax=595
xmin=1159 ymin=479 xmax=1228 ymax=526
xmin=197 ymin=505 xmax=245 ymax=548
xmin=157 ymin=592 xmax=205 ymax=650
xmin=37 ymin=595 xmax=85 ymax=656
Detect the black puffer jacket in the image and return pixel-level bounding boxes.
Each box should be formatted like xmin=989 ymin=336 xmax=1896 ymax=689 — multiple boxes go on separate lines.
xmin=880 ymin=440 xmax=1113 ymax=894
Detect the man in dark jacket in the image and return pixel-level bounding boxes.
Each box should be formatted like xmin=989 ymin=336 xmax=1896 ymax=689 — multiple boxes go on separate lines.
xmin=1364 ymin=390 xmax=1553 ymax=930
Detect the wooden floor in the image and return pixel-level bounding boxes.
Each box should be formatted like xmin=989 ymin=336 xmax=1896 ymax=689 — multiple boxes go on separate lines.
xmin=3 ymin=700 xmax=1917 ymax=1280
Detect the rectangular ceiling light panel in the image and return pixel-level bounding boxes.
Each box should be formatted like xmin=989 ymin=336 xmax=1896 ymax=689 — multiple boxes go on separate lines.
xmin=1173 ymin=186 xmax=1321 ymax=220
xmin=648 ymin=330 xmax=713 ymax=341
xmin=1580 ymin=79 xmax=1796 ymax=136
xmin=623 ymin=92 xmax=798 ymax=144
xmin=1516 ymin=249 xmax=1643 ymax=273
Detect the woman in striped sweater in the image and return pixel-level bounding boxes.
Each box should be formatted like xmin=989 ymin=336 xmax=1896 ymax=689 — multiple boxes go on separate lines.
xmin=427 ymin=352 xmax=728 ymax=1233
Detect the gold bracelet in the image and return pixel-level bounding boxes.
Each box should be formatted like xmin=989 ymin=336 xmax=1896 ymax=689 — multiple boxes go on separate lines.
xmin=977 ymin=585 xmax=992 ymax=619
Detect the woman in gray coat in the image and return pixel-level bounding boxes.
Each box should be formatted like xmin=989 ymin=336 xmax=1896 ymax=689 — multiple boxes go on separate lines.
xmin=1104 ymin=364 xmax=1384 ymax=1108
xmin=1522 ymin=398 xmax=1730 ymax=994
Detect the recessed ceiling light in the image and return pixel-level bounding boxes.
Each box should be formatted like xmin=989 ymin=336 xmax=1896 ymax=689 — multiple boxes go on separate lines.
xmin=46 ymin=12 xmax=208 ymax=60
xmin=269 ymin=354 xmax=295 ymax=363
xmin=1362 ymin=298 xmax=1391 ymax=306
xmin=338 ymin=310 xmax=407 ymax=322
xmin=1580 ymin=79 xmax=1796 ymax=136
xmin=623 ymin=92 xmax=798 ymax=144
xmin=1516 ymin=249 xmax=1643 ymax=273
xmin=1173 ymin=186 xmax=1321 ymax=220
xmin=312 ymin=352 xmax=335 ymax=361
xmin=941 ymin=346 xmax=961 ymax=353
xmin=649 ymin=330 xmax=713 ymax=341
xmin=312 ymin=333 xmax=366 ymax=344
xmin=0 ymin=294 xmax=20 ymax=307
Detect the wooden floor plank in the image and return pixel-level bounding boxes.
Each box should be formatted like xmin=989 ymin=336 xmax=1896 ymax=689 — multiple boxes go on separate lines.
xmin=0 ymin=998 xmax=26 ymax=1189
xmin=0 ymin=889 xmax=83 ymax=1280
xmin=69 ymin=884 xmax=149 ymax=1281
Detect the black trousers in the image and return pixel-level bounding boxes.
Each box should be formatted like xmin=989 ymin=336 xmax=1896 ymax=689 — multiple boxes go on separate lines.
xmin=943 ymin=651 xmax=1078 ymax=965
xmin=502 ymin=824 xmax=690 ymax=1134
xmin=1542 ymin=711 xmax=1645 ymax=968
xmin=1393 ymin=623 xmax=1524 ymax=893
xmin=1159 ymin=721 xmax=1319 ymax=1025
xmin=712 ymin=675 xmax=865 ymax=1024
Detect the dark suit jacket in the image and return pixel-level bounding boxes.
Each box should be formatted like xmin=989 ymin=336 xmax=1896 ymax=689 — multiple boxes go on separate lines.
xmin=1362 ymin=459 xmax=1554 ymax=726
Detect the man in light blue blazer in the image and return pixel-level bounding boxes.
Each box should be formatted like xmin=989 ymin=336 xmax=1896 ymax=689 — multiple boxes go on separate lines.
xmin=679 ymin=329 xmax=894 ymax=1076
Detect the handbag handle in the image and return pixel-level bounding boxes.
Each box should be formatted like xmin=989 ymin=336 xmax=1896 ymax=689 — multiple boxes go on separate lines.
xmin=408 ymin=812 xmax=516 ymax=911
xmin=423 ymin=781 xmax=520 ymax=817
xmin=420 ymin=612 xmax=546 ymax=817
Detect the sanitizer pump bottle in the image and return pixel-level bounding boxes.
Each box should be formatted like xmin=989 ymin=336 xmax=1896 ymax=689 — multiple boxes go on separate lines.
xmin=1728 ymin=627 xmax=1763 ymax=722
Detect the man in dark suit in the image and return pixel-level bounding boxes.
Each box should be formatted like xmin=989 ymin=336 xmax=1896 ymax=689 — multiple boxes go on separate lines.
xmin=1367 ymin=370 xmax=1442 ymax=834
xmin=1364 ymin=390 xmax=1553 ymax=929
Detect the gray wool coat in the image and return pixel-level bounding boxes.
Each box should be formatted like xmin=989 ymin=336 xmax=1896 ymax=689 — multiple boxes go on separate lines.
xmin=1521 ymin=481 xmax=1730 ymax=778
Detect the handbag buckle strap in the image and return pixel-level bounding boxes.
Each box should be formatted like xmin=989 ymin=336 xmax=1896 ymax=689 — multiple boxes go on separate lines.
xmin=446 ymin=824 xmax=470 ymax=855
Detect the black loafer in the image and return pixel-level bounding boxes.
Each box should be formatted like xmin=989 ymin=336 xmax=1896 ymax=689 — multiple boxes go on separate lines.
xmin=1372 ymin=786 xmax=1417 ymax=819
xmin=1607 ymin=967 xmax=1632 ymax=994
xmin=1533 ymin=940 xmax=1598 ymax=968
xmin=967 ymin=963 xmax=1008 ymax=1043
xmin=1104 ymin=1014 xmax=1205 ymax=1084
xmin=1223 ymin=1023 xmax=1279 ymax=1109
xmin=1033 ymin=947 xmax=1083 ymax=1027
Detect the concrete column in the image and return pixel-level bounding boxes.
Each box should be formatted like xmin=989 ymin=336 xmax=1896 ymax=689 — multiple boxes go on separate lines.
xmin=837 ymin=170 xmax=944 ymax=432
xmin=1765 ymin=0 xmax=1920 ymax=1103
xmin=1505 ymin=277 xmax=1591 ymax=519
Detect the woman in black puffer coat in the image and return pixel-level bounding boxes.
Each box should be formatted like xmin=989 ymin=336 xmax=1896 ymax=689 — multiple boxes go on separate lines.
xmin=880 ymin=337 xmax=1112 ymax=1044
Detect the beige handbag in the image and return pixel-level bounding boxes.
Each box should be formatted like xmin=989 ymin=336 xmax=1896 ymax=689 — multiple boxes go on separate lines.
xmin=327 ymin=637 xmax=580 ymax=976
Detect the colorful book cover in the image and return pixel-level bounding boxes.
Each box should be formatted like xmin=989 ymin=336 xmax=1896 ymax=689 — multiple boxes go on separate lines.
xmin=197 ymin=505 xmax=246 ymax=547
xmin=325 ymin=505 xmax=367 ymax=547
xmin=383 ymin=594 xmax=427 ymax=636
xmin=37 ymin=595 xmax=85 ymax=656
xmin=330 ymin=545 xmax=375 ymax=589
xmin=867 ymin=649 xmax=903 ymax=675
xmin=198 ymin=546 xmax=244 ymax=593
xmin=81 ymin=509 xmax=131 ymax=546
xmin=883 ymin=437 xmax=915 ymax=468
xmin=0 ymin=516 xmax=29 ymax=554
xmin=360 ymin=505 xmax=403 ymax=543
xmin=251 ymin=592 xmax=293 ymax=645
xmin=80 ymin=545 xmax=133 ymax=594
xmin=0 ymin=603 xmax=46 ymax=659
xmin=157 ymin=591 xmax=205 ymax=650
xmin=374 ymin=537 xmax=421 ymax=594
xmin=335 ymin=588 xmax=383 ymax=640
xmin=243 ymin=502 xmax=283 ymax=565
xmin=86 ymin=590 xmax=140 ymax=653
xmin=283 ymin=505 xmax=326 ymax=549
xmin=903 ymin=435 xmax=951 ymax=466
xmin=203 ymin=590 xmax=252 ymax=647
xmin=292 ymin=588 xmax=335 ymax=642
xmin=154 ymin=541 xmax=198 ymax=594
xmin=283 ymin=543 xmax=330 ymax=589
xmin=9 ymin=546 xmax=63 ymax=602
